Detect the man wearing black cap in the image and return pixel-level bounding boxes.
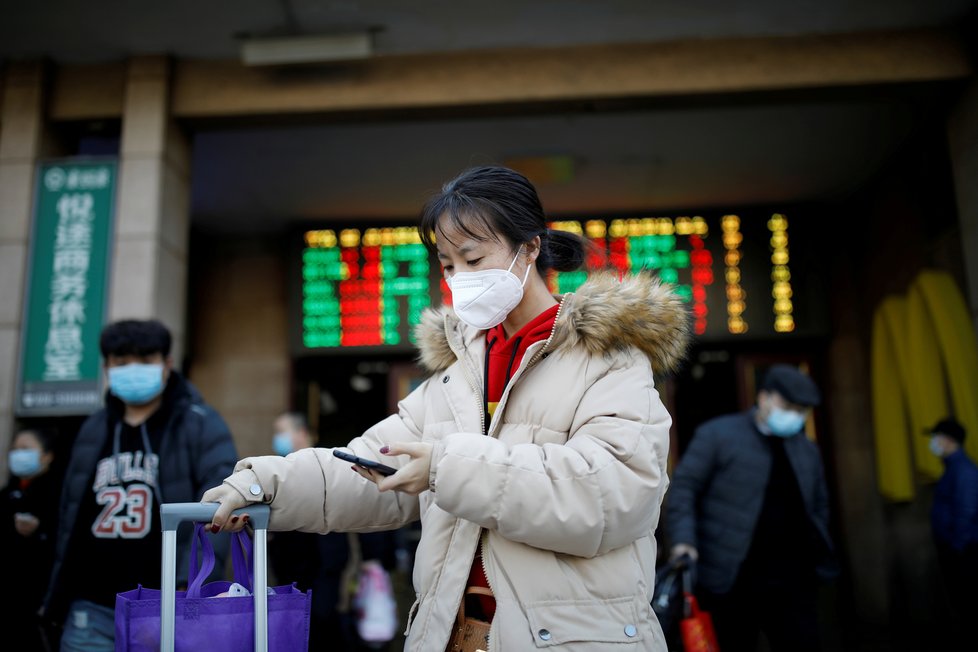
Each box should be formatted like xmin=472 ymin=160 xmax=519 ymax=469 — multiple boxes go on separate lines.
xmin=666 ymin=364 xmax=835 ymax=652
xmin=926 ymin=418 xmax=978 ymax=625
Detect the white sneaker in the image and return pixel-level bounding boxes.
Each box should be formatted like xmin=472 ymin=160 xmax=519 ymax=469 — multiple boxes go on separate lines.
xmin=354 ymin=560 xmax=398 ymax=644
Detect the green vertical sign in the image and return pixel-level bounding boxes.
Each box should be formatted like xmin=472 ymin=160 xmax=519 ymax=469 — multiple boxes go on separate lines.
xmin=16 ymin=159 xmax=116 ymax=416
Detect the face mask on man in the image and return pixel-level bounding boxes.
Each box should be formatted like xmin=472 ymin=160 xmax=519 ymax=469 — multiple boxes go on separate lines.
xmin=108 ymin=363 xmax=165 ymax=405
xmin=273 ymin=432 xmax=293 ymax=456
xmin=447 ymin=246 xmax=531 ymax=330
xmin=765 ymin=406 xmax=807 ymax=437
xmin=929 ymin=436 xmax=945 ymax=458
xmin=9 ymin=448 xmax=41 ymax=478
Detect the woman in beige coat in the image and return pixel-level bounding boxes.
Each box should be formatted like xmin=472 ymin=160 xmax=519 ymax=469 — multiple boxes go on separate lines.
xmin=203 ymin=166 xmax=689 ymax=651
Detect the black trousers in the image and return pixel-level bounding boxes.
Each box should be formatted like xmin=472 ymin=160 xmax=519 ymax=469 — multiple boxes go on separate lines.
xmin=936 ymin=542 xmax=978 ymax=645
xmin=272 ymin=530 xmax=399 ymax=651
xmin=700 ymin=573 xmax=819 ymax=652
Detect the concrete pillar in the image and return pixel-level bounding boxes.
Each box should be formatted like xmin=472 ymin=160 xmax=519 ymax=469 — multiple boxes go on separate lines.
xmin=188 ymin=236 xmax=290 ymax=458
xmin=948 ymin=81 xmax=978 ymax=339
xmin=110 ymin=56 xmax=191 ymax=364
xmin=825 ymin=243 xmax=892 ymax=628
xmin=0 ymin=62 xmax=47 ymax=475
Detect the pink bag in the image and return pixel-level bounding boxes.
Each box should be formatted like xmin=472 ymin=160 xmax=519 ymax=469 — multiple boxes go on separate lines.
xmin=353 ymin=560 xmax=398 ymax=644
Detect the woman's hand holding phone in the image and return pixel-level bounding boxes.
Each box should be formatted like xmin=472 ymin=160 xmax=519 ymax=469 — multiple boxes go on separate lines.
xmin=332 ymin=449 xmax=398 ymax=476
xmin=343 ymin=443 xmax=433 ymax=496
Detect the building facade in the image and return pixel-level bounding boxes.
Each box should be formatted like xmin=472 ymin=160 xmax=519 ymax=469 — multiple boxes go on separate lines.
xmin=2 ymin=2 xmax=977 ymax=646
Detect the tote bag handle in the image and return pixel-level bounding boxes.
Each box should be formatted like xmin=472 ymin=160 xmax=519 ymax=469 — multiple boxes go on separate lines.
xmin=160 ymin=503 xmax=270 ymax=652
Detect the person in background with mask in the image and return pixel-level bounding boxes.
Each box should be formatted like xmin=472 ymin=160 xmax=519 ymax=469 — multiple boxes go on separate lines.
xmin=666 ymin=364 xmax=835 ymax=652
xmin=41 ymin=319 xmax=238 ymax=652
xmin=2 ymin=427 xmax=59 ymax=651
xmin=201 ymin=165 xmax=688 ymax=651
xmin=268 ymin=412 xmax=350 ymax=649
xmin=925 ymin=418 xmax=978 ymax=637
xmin=272 ymin=411 xmax=314 ymax=458
xmin=269 ymin=411 xmax=400 ymax=651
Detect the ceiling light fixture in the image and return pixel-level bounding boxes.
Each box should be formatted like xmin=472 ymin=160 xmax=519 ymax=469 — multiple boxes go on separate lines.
xmin=240 ymin=32 xmax=373 ymax=66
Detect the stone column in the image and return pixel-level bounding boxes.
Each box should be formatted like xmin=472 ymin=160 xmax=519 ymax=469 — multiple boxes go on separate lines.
xmin=0 ymin=62 xmax=48 ymax=474
xmin=948 ymin=81 xmax=978 ymax=339
xmin=110 ymin=56 xmax=191 ymax=364
xmin=825 ymin=245 xmax=892 ymax=628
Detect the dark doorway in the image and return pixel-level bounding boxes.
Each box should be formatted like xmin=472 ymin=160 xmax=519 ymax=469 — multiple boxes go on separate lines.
xmin=292 ymin=354 xmax=416 ymax=447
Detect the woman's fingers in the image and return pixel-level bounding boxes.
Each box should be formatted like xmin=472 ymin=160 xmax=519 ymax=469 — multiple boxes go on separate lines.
xmin=351 ymin=463 xmax=384 ymax=485
xmin=202 ymin=484 xmax=248 ymax=532
xmin=348 ymin=442 xmax=433 ymax=494
xmin=377 ymin=443 xmax=433 ymax=495
xmin=380 ymin=441 xmax=428 ymax=459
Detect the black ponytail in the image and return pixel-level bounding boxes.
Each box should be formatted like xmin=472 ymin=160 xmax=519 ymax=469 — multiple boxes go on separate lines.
xmin=539 ymin=228 xmax=588 ymax=273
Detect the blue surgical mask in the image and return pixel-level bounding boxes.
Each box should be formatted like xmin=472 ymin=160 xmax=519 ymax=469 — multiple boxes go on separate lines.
xmin=9 ymin=449 xmax=41 ymax=478
xmin=766 ymin=407 xmax=807 ymax=437
xmin=273 ymin=432 xmax=293 ymax=456
xmin=929 ymin=437 xmax=944 ymax=458
xmin=108 ymin=363 xmax=165 ymax=405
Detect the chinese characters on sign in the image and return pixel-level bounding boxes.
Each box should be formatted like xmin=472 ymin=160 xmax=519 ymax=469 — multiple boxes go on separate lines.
xmin=46 ymin=192 xmax=96 ymax=380
xmin=17 ymin=160 xmax=116 ymax=415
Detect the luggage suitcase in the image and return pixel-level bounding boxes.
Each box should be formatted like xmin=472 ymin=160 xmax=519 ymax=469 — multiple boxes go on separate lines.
xmin=160 ymin=502 xmax=271 ymax=652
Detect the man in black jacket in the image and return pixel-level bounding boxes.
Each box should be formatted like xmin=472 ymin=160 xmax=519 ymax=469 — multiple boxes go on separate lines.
xmin=42 ymin=319 xmax=237 ymax=651
xmin=666 ymin=364 xmax=835 ymax=652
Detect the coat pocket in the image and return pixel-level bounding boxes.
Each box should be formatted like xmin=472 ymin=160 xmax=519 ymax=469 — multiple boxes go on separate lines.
xmin=524 ymin=596 xmax=644 ymax=646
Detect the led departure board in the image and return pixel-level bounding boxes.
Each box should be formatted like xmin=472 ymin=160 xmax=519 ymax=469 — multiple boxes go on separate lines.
xmin=297 ymin=213 xmax=823 ymax=351
xmin=302 ymin=227 xmax=430 ymax=348
xmin=544 ymin=214 xmax=802 ymax=338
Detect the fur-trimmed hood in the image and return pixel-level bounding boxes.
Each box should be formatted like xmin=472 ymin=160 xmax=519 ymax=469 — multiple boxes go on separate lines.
xmin=415 ymin=271 xmax=690 ymax=376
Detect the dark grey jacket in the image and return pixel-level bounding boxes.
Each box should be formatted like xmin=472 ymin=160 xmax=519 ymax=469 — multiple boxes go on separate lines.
xmin=42 ymin=373 xmax=238 ymax=623
xmin=665 ymin=410 xmax=834 ymax=594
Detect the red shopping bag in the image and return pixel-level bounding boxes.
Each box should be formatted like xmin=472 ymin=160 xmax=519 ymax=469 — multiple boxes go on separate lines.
xmin=679 ymin=592 xmax=719 ymax=652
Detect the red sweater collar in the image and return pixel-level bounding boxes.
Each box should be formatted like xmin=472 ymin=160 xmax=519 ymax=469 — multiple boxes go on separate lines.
xmin=484 ymin=304 xmax=559 ymax=404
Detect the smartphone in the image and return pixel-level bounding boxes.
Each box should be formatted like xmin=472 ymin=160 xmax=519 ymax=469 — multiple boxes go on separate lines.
xmin=332 ymin=449 xmax=398 ymax=476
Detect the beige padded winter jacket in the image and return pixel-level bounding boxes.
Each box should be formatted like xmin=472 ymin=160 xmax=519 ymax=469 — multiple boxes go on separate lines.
xmin=223 ymin=272 xmax=689 ymax=651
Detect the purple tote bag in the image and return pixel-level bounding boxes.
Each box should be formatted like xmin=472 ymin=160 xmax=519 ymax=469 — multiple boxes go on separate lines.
xmin=115 ymin=524 xmax=311 ymax=651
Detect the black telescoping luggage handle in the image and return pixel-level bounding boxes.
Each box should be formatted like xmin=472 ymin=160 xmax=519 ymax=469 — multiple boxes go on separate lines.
xmin=159 ymin=503 xmax=271 ymax=652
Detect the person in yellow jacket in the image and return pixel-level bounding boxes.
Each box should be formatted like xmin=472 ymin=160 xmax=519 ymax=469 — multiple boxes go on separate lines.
xmin=203 ymin=166 xmax=690 ymax=651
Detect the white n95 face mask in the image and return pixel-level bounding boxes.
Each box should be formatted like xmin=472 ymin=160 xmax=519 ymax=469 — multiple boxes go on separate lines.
xmin=447 ymin=247 xmax=531 ymax=330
